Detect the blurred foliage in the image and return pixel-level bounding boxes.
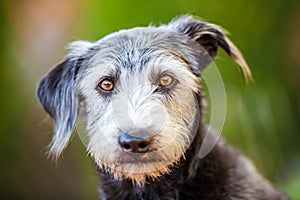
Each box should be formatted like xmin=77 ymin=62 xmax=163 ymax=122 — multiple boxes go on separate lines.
xmin=0 ymin=0 xmax=299 ymax=199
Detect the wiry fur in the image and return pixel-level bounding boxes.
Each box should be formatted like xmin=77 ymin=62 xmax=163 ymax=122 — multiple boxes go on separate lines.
xmin=37 ymin=16 xmax=289 ymax=199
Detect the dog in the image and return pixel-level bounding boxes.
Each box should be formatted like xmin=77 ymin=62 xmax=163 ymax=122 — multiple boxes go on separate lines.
xmin=37 ymin=15 xmax=290 ymax=199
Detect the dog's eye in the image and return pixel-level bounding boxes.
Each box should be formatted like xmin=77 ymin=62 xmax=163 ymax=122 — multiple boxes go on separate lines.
xmin=159 ymin=74 xmax=174 ymax=88
xmin=98 ymin=78 xmax=114 ymax=92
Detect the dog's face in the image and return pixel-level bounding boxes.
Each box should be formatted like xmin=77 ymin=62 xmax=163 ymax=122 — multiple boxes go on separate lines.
xmin=78 ymin=27 xmax=202 ymax=182
xmin=37 ymin=16 xmax=251 ymax=184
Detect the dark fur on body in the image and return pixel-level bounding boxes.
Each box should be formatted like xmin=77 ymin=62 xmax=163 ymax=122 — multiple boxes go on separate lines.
xmin=98 ymin=132 xmax=289 ymax=200
xmin=97 ymin=94 xmax=288 ymax=200
xmin=36 ymin=16 xmax=290 ymax=199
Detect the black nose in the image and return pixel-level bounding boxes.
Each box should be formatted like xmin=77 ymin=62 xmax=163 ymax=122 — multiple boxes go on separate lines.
xmin=118 ymin=132 xmax=152 ymax=153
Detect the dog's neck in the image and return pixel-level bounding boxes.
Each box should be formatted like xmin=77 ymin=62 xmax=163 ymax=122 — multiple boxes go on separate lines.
xmin=96 ymin=92 xmax=206 ymax=200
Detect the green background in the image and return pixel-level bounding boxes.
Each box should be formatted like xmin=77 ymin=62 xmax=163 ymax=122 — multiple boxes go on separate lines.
xmin=0 ymin=0 xmax=299 ymax=199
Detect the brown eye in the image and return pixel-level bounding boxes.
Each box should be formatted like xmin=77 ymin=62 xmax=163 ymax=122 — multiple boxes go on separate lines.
xmin=98 ymin=79 xmax=114 ymax=92
xmin=159 ymin=74 xmax=174 ymax=87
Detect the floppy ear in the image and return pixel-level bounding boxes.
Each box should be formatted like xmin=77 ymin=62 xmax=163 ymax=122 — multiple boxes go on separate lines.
xmin=37 ymin=40 xmax=93 ymax=157
xmin=167 ymin=16 xmax=253 ymax=82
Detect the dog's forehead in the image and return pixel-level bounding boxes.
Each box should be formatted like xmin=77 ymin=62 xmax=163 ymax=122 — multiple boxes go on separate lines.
xmin=83 ymin=27 xmax=201 ymax=71
xmin=77 ymin=27 xmax=201 ymax=92
xmin=99 ymin=27 xmax=191 ymax=53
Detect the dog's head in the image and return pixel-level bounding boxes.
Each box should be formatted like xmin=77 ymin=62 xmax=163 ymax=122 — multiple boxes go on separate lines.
xmin=37 ymin=16 xmax=251 ymax=184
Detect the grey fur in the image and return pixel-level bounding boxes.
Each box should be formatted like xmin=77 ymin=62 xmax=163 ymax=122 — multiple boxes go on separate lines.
xmin=37 ymin=15 xmax=289 ymax=199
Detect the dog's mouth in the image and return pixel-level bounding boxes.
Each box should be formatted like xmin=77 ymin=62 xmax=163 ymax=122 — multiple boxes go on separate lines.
xmin=91 ymin=137 xmax=187 ymax=185
xmin=116 ymin=151 xmax=170 ymax=164
xmin=98 ymin=153 xmax=182 ymax=185
xmin=90 ymin=128 xmax=190 ymax=185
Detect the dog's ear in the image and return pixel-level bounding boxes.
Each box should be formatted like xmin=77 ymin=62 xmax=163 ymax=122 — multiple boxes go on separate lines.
xmin=37 ymin=40 xmax=93 ymax=157
xmin=167 ymin=16 xmax=252 ymax=82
